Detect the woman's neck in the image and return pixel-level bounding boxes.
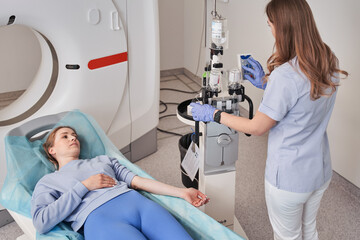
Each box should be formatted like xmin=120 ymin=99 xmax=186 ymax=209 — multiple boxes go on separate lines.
xmin=58 ymin=156 xmax=79 ymax=169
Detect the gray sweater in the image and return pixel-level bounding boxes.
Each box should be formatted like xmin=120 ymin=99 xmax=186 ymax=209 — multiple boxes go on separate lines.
xmin=31 ymin=155 xmax=136 ymax=234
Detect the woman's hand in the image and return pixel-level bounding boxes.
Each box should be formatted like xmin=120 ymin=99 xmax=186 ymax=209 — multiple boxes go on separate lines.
xmin=182 ymin=188 xmax=209 ymax=207
xmin=81 ymin=174 xmax=116 ymax=191
xmin=242 ymin=57 xmax=267 ymax=89
xmin=190 ymin=103 xmax=217 ymax=122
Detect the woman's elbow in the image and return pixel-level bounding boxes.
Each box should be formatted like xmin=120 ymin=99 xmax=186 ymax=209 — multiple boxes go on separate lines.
xmin=248 ymin=112 xmax=275 ymax=136
xmin=33 ymin=221 xmax=50 ymax=235
xmin=250 ymin=127 xmax=268 ymax=136
xmin=32 ymin=213 xmax=52 ymax=234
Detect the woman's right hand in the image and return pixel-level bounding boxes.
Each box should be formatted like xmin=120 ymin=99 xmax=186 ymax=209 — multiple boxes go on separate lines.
xmin=81 ymin=174 xmax=116 ymax=191
xmin=182 ymin=188 xmax=209 ymax=207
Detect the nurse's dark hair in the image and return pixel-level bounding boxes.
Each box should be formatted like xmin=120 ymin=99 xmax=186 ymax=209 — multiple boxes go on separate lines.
xmin=43 ymin=126 xmax=77 ymax=170
xmin=265 ymin=0 xmax=348 ymax=100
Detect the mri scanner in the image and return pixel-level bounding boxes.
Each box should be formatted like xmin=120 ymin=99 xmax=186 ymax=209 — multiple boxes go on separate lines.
xmin=0 ymin=0 xmax=159 ymax=234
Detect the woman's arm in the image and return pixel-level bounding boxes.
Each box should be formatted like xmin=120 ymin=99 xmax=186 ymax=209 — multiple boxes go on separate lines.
xmin=31 ymin=181 xmax=89 ymax=234
xmin=131 ymin=176 xmax=208 ymax=207
xmin=219 ymin=110 xmax=276 ymax=136
xmin=31 ymin=174 xmax=115 ymax=234
xmin=190 ymin=102 xmax=276 ymax=136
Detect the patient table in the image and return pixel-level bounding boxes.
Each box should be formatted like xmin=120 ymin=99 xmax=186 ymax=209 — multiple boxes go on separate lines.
xmin=0 ymin=110 xmax=245 ymax=240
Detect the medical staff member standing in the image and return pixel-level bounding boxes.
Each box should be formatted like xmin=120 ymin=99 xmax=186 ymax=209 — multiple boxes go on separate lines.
xmin=191 ymin=0 xmax=348 ymax=239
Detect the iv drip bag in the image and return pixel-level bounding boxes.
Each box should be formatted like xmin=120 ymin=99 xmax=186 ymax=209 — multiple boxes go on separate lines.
xmin=211 ymin=17 xmax=228 ymax=49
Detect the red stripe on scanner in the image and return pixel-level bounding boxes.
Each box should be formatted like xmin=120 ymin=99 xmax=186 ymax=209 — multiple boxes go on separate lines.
xmin=88 ymin=52 xmax=128 ymax=70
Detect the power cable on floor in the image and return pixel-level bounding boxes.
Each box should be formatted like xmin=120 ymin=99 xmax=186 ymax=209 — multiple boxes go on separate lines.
xmin=157 ymin=114 xmax=184 ymax=136
xmin=159 ymin=100 xmax=168 ymax=114
xmin=159 ymin=101 xmax=179 ymax=114
xmin=160 ymin=88 xmax=200 ymax=94
xmin=158 ymin=87 xmax=199 ymax=137
xmin=157 ymin=127 xmax=183 ymax=137
xmin=159 ymin=114 xmax=177 ymax=120
xmin=158 ymin=100 xmax=184 ymax=136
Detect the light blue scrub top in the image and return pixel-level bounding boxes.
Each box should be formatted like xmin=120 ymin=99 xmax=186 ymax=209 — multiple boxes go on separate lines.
xmin=259 ymin=58 xmax=337 ymax=193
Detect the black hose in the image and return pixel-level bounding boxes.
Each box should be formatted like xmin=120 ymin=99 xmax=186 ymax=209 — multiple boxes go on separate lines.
xmin=244 ymin=95 xmax=254 ymax=137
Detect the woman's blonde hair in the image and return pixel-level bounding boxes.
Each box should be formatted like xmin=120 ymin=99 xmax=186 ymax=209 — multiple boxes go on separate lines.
xmin=43 ymin=126 xmax=77 ymax=170
xmin=265 ymin=0 xmax=348 ymax=100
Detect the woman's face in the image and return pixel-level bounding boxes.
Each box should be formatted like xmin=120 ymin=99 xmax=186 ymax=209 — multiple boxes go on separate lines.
xmin=48 ymin=127 xmax=80 ymax=161
xmin=267 ymin=19 xmax=275 ymax=38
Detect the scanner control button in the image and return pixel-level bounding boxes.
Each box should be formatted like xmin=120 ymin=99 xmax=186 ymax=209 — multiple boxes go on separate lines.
xmin=88 ymin=9 xmax=100 ymax=25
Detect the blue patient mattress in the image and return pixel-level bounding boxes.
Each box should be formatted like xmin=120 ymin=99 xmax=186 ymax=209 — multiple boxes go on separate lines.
xmin=0 ymin=110 xmax=245 ymax=240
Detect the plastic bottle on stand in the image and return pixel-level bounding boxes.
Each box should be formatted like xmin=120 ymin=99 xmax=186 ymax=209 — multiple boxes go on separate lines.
xmin=228 ymin=68 xmax=241 ymax=91
xmin=209 ymin=66 xmax=222 ymax=94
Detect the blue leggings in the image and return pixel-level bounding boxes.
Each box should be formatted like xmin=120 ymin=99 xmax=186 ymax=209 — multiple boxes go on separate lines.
xmin=84 ymin=190 xmax=193 ymax=240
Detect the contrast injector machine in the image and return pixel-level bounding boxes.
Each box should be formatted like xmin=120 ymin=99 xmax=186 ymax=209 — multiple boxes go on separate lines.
xmin=201 ymin=10 xmax=253 ymax=122
xmin=176 ymin=2 xmax=254 ymax=233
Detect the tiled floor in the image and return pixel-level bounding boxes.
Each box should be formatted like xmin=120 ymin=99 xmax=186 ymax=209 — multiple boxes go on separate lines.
xmin=157 ymin=74 xmax=201 ymax=140
xmin=1 ymin=73 xmax=360 ymax=240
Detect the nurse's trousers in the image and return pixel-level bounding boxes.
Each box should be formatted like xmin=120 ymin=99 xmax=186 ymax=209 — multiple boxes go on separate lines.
xmin=265 ymin=179 xmax=331 ymax=240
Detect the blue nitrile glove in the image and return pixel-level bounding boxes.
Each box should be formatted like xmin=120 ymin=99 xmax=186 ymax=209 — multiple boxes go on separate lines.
xmin=190 ymin=102 xmax=216 ymax=122
xmin=242 ymin=57 xmax=267 ymax=89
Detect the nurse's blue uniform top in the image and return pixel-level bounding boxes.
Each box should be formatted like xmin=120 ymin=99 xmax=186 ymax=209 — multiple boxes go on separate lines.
xmin=259 ymin=57 xmax=338 ymax=193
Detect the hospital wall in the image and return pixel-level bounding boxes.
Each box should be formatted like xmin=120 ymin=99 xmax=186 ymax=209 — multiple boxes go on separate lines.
xmin=158 ymin=0 xmax=184 ymax=71
xmin=181 ymin=0 xmax=360 ymax=188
